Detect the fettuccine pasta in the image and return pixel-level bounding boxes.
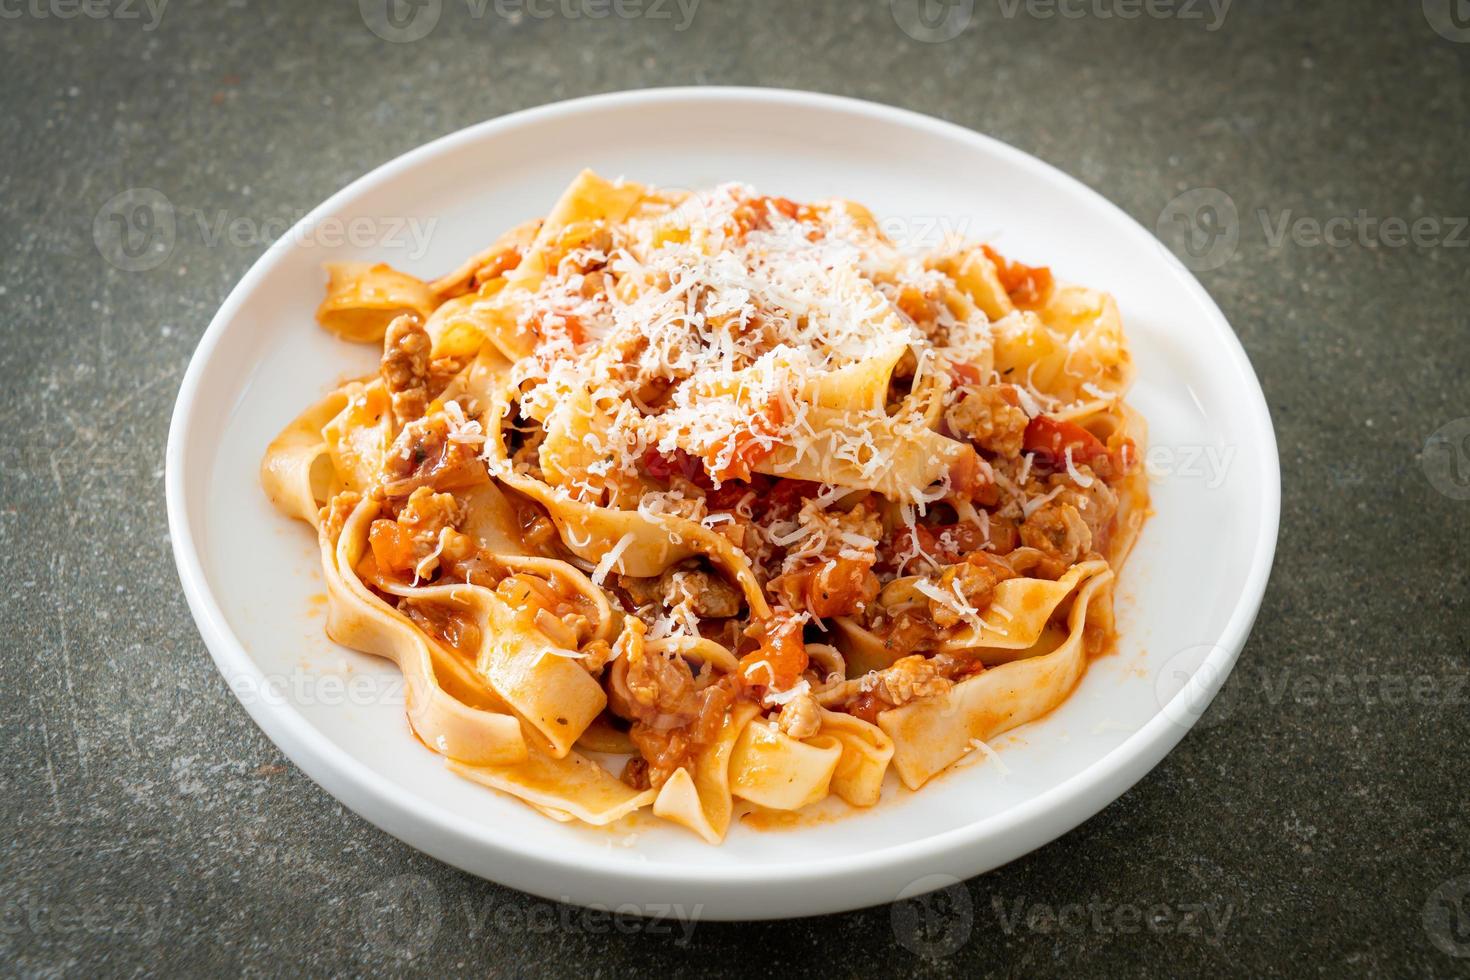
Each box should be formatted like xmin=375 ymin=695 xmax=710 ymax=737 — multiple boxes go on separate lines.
xmin=261 ymin=171 xmax=1149 ymax=842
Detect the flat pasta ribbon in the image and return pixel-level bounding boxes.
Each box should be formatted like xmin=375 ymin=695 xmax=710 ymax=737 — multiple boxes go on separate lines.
xmin=880 ymin=565 xmax=1116 ymax=789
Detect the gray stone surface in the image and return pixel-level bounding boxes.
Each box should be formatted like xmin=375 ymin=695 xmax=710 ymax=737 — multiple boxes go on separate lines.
xmin=1 ymin=0 xmax=1467 ymax=975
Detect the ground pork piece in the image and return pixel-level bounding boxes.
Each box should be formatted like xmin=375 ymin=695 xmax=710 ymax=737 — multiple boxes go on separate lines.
xmin=838 ymin=652 xmax=982 ymax=722
xmin=366 ymin=487 xmax=466 ymax=582
xmin=768 ymin=497 xmax=885 ymax=614
xmin=650 ymin=478 xmax=710 ymax=522
xmin=579 ymin=639 xmax=615 ymax=672
xmin=1052 ymin=474 xmax=1118 ymax=553
xmin=427 ymin=355 xmax=469 ymax=395
xmin=606 ymin=624 xmax=698 ymax=727
xmin=948 ymin=385 xmax=1029 ymax=458
xmin=840 ymin=655 xmax=956 ymax=723
xmin=398 ymin=486 xmax=462 ymax=537
xmin=321 ymin=491 xmax=362 ymax=540
xmin=381 ymin=314 xmax=432 ymax=426
xmin=801 ymin=497 xmax=884 ymax=552
xmin=927 ymin=552 xmax=1017 ymax=629
xmin=384 ymin=415 xmax=442 ymax=481
xmin=874 ymin=654 xmax=955 ymax=705
xmin=383 ymin=413 xmax=485 ymax=496
xmin=659 ymin=564 xmax=744 ymax=619
xmin=627 ymin=677 xmax=739 ymax=790
xmin=616 ymin=574 xmax=662 ymax=610
xmin=621 ymin=562 xmax=744 ymax=620
xmin=400 ymin=599 xmax=481 ymax=658
xmin=620 ymin=756 xmax=652 ymax=791
xmin=608 ymin=622 xmax=744 ymax=789
xmin=1019 ymin=500 xmax=1093 ymax=574
xmin=776 ymin=693 xmax=822 ymax=740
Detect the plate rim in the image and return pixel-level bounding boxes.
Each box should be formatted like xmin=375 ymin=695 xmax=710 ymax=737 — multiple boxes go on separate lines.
xmin=165 ymin=85 xmax=1281 ymax=917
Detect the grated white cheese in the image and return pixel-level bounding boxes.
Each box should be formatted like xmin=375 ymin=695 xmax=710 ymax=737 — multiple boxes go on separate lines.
xmin=913 ymin=576 xmax=985 ymax=632
xmin=443 ymin=401 xmax=484 ymax=443
xmin=1012 ymin=385 xmax=1044 ymax=419
xmin=1021 ymin=485 xmax=1065 ymax=519
xmin=591 ymin=533 xmax=636 ymax=586
xmin=968 ymin=737 xmax=1012 ymax=776
xmin=1064 ymin=447 xmax=1095 ymax=488
xmin=507 ymin=181 xmax=952 ymax=502
xmin=411 ymin=527 xmax=452 ymax=584
xmin=763 ymin=678 xmax=812 ymax=708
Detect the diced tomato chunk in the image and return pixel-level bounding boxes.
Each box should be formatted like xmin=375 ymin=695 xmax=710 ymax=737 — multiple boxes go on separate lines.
xmin=731 ymin=196 xmax=806 ymax=236
xmin=765 ymin=197 xmax=800 ymax=221
xmin=368 ymin=519 xmax=418 ymax=576
xmin=950 ymin=362 xmax=985 ymax=386
xmin=982 ymin=244 xmax=1054 ymax=309
xmin=1023 ymin=416 xmax=1110 ymax=465
xmin=778 ymin=557 xmax=879 ymax=619
xmin=704 ymin=475 xmax=768 ymax=511
xmin=706 ymin=396 xmax=784 ymax=483
xmin=738 ymin=612 xmax=809 ymax=691
xmin=948 ymin=447 xmax=1000 ymax=506
xmin=882 ymin=520 xmax=996 ymax=569
xmin=640 ymin=448 xmax=711 ymax=487
xmin=762 ymin=478 xmax=821 ymax=515
xmin=640 ymin=450 xmax=674 ymax=481
xmin=1022 ymin=415 xmax=1142 ymax=482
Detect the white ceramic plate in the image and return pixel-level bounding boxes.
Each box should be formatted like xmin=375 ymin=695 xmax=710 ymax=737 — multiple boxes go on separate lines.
xmin=166 ymin=88 xmax=1279 ymax=920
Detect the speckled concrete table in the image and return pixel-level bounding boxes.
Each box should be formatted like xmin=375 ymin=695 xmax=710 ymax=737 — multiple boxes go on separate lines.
xmin=2 ymin=1 xmax=1467 ymax=975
